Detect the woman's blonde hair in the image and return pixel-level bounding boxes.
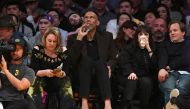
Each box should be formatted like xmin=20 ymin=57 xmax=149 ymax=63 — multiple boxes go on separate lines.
xmin=42 ymin=27 xmax=62 ymax=51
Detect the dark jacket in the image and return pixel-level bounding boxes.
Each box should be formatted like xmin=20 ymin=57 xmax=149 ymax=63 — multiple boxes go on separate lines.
xmin=67 ymin=30 xmax=117 ymax=69
xmin=158 ymin=39 xmax=190 ymax=72
xmin=118 ymin=41 xmax=157 ymax=77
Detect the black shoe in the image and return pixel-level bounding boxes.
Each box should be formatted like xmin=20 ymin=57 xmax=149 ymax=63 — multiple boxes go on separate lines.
xmin=170 ymin=97 xmax=177 ymax=105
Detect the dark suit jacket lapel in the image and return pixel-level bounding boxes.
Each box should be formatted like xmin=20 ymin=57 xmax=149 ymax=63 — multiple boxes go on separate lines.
xmin=96 ymin=32 xmax=107 ymax=60
xmin=81 ymin=35 xmax=87 ymax=56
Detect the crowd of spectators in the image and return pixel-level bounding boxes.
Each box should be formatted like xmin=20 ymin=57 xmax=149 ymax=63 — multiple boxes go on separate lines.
xmin=0 ymin=0 xmax=189 ymax=109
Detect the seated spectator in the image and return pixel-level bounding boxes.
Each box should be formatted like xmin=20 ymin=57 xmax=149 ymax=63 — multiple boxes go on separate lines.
xmin=107 ymin=12 xmax=132 ymax=39
xmin=29 ymin=27 xmax=84 ymax=109
xmin=158 ymin=21 xmax=190 ymax=109
xmin=106 ymin=0 xmax=143 ymax=39
xmin=151 ymin=17 xmax=168 ymax=43
xmin=144 ymin=9 xmax=159 ymax=28
xmin=9 ymin=14 xmax=34 ymax=53
xmin=67 ymin=10 xmax=116 ymax=109
xmin=5 ymin=0 xmax=36 ymax=38
xmin=52 ymin=0 xmax=70 ymax=30
xmin=150 ymin=17 xmax=168 ymax=109
xmin=47 ymin=9 xmax=68 ymax=47
xmin=31 ymin=14 xmax=54 ymax=48
xmin=118 ymin=25 xmax=157 ymax=109
xmin=86 ymin=0 xmax=116 ymax=31
xmin=156 ymin=4 xmax=171 ymax=23
xmin=24 ymin=0 xmax=45 ymax=30
xmin=0 ymin=14 xmax=33 ymax=65
xmin=130 ymin=0 xmax=145 ymax=21
xmin=159 ymin=0 xmax=185 ymax=22
xmin=114 ymin=20 xmax=137 ymax=53
xmin=66 ymin=12 xmax=83 ymax=33
xmin=112 ymin=20 xmax=137 ymax=107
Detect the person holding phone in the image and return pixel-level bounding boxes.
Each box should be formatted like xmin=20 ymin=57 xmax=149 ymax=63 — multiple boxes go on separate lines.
xmin=29 ymin=27 xmax=85 ymax=109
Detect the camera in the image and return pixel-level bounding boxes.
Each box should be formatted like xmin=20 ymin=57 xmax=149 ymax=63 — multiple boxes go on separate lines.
xmin=0 ymin=40 xmax=15 ymax=63
xmin=0 ymin=43 xmax=15 ymax=51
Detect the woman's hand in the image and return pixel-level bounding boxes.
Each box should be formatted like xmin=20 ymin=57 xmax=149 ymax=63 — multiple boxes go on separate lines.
xmin=128 ymin=73 xmax=138 ymax=80
xmin=54 ymin=70 xmax=66 ymax=78
xmin=45 ymin=69 xmax=54 ymax=78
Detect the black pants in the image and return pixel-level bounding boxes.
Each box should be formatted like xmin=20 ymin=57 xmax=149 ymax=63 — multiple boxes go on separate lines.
xmin=2 ymin=99 xmax=28 ymax=109
xmin=117 ymin=76 xmax=152 ymax=109
xmin=45 ymin=91 xmax=74 ymax=109
xmin=78 ymin=56 xmax=112 ymax=100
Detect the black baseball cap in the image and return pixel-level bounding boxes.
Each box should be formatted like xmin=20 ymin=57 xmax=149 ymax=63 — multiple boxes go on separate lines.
xmin=0 ymin=15 xmax=16 ymax=28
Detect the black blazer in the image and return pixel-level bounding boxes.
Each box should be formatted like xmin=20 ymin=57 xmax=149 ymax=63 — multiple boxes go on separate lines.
xmin=158 ymin=39 xmax=190 ymax=72
xmin=67 ymin=30 xmax=117 ymax=69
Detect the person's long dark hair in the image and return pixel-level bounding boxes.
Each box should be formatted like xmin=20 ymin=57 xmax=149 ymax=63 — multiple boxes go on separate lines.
xmin=133 ymin=25 xmax=154 ymax=50
xmin=156 ymin=4 xmax=171 ymax=24
xmin=115 ymin=20 xmax=137 ymax=50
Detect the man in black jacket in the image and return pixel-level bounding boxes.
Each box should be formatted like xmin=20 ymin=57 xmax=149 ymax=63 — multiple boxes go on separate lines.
xmin=67 ymin=10 xmax=116 ymax=109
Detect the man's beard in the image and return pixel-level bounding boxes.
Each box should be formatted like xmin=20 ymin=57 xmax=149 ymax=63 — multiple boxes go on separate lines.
xmin=152 ymin=31 xmax=165 ymax=42
xmin=11 ymin=56 xmax=23 ymax=61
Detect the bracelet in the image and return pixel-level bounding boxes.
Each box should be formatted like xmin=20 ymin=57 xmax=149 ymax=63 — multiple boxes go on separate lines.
xmin=148 ymin=51 xmax=153 ymax=53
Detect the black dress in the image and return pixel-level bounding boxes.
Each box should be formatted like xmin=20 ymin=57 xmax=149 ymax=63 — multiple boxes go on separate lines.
xmin=29 ymin=45 xmax=74 ymax=109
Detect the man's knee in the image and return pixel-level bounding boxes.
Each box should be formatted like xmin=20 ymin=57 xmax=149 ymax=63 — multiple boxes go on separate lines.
xmin=139 ymin=77 xmax=152 ymax=87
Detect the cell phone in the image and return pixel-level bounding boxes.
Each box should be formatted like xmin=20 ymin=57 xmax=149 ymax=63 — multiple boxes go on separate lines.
xmin=52 ymin=68 xmax=61 ymax=74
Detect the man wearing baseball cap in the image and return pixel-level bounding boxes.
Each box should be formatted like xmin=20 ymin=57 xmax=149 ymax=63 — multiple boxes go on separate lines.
xmin=0 ymin=15 xmax=16 ymax=41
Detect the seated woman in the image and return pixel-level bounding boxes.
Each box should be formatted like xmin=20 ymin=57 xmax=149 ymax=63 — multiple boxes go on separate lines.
xmin=29 ymin=27 xmax=84 ymax=109
xmin=118 ymin=25 xmax=157 ymax=109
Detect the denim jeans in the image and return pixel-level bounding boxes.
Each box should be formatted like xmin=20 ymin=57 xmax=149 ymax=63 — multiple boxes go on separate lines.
xmin=159 ymin=71 xmax=190 ymax=104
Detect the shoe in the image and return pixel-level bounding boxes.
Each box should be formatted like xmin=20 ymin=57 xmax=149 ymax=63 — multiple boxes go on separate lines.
xmin=170 ymin=97 xmax=177 ymax=105
xmin=165 ymin=89 xmax=179 ymax=109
